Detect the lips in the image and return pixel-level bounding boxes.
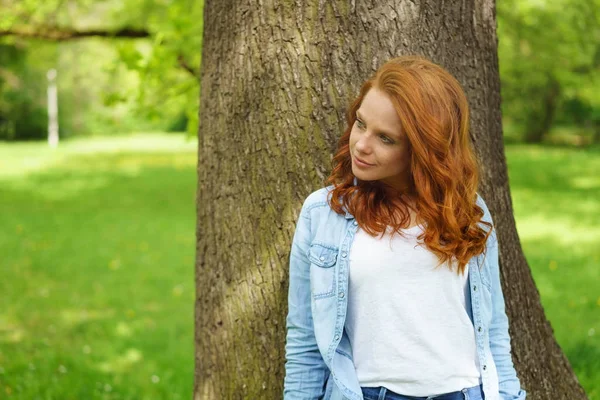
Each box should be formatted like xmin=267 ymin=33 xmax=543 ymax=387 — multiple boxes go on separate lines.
xmin=354 ymin=156 xmax=374 ymax=166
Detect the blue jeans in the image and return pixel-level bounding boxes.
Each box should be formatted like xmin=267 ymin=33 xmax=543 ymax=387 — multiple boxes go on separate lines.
xmin=361 ymin=384 xmax=485 ymax=400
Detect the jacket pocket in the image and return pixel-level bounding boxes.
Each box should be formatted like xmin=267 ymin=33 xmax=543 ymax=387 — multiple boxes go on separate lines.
xmin=308 ymin=243 xmax=337 ymax=299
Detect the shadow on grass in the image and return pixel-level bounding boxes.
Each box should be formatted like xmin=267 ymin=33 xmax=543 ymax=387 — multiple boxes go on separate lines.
xmin=565 ymin=339 xmax=600 ymax=399
xmin=1 ymin=151 xmax=196 ymax=204
xmin=0 ymin=150 xmax=197 ymax=399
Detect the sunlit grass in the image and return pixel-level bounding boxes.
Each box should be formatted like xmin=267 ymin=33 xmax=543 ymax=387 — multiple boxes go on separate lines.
xmin=0 ymin=133 xmax=197 ymax=179
xmin=506 ymin=144 xmax=600 ymax=399
xmin=0 ymin=136 xmax=598 ymax=398
xmin=0 ymin=133 xmax=197 ymax=399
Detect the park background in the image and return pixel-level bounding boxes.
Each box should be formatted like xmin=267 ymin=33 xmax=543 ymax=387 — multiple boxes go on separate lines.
xmin=0 ymin=0 xmax=599 ymax=399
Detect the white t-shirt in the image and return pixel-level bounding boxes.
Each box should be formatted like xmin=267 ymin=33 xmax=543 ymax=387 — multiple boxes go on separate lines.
xmin=344 ymin=224 xmax=481 ymax=396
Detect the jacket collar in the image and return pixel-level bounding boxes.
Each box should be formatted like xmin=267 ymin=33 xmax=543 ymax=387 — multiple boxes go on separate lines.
xmin=343 ymin=177 xmax=358 ymax=219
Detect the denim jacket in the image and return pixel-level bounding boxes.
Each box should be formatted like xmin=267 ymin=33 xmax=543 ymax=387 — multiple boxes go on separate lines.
xmin=283 ymin=186 xmax=526 ymax=400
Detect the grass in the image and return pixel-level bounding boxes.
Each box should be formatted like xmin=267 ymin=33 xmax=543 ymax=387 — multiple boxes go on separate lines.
xmin=506 ymin=144 xmax=600 ymax=398
xmin=0 ymin=134 xmax=198 ymax=399
xmin=0 ymin=135 xmax=598 ymax=398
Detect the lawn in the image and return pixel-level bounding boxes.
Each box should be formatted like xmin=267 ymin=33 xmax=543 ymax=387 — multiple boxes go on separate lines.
xmin=0 ymin=134 xmax=198 ymax=399
xmin=507 ymin=144 xmax=600 ymax=399
xmin=0 ymin=135 xmax=598 ymax=399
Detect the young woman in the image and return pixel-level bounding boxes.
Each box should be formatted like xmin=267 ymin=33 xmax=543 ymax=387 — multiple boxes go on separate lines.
xmin=283 ymin=56 xmax=526 ymax=400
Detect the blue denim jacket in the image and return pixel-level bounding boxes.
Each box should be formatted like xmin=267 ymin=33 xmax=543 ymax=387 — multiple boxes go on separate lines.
xmin=283 ymin=186 xmax=526 ymax=400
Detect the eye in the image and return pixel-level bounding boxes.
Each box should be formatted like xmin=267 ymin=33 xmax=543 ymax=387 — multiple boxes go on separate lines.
xmin=355 ymin=118 xmax=366 ymax=130
xmin=380 ymin=135 xmax=394 ymax=144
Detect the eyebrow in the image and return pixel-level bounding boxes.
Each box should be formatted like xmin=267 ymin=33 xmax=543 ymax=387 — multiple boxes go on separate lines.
xmin=356 ymin=110 xmax=400 ymax=141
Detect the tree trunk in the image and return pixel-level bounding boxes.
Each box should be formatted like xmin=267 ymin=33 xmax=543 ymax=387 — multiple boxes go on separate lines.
xmin=523 ymin=77 xmax=560 ymax=144
xmin=195 ymin=1 xmax=588 ymax=399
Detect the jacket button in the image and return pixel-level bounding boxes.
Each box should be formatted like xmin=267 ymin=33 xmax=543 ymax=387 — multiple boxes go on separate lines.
xmin=478 ymin=326 xmax=482 ymax=332
xmin=483 ymin=365 xmax=487 ymax=370
xmin=319 ymin=256 xmax=325 ymax=261
xmin=341 ymin=252 xmax=347 ymax=258
xmin=334 ymin=334 xmax=340 ymax=341
xmin=353 ymin=221 xmax=358 ymax=226
xmin=473 ymin=285 xmax=477 ymax=291
xmin=339 ymin=291 xmax=345 ymax=298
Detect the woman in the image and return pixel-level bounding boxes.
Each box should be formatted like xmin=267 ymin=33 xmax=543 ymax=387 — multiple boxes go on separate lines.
xmin=283 ymin=56 xmax=526 ymax=400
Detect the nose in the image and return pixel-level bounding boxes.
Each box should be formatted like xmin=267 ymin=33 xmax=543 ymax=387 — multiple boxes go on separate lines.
xmin=355 ymin=135 xmax=372 ymax=155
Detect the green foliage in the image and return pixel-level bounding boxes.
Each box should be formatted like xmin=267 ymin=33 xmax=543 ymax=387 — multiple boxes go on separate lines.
xmin=3 ymin=0 xmax=598 ymax=144
xmin=497 ymin=0 xmax=600 ymax=143
xmin=113 ymin=0 xmax=204 ymax=137
xmin=0 ymin=41 xmax=51 ymax=140
xmin=56 ymin=39 xmax=159 ymax=137
xmin=0 ymin=0 xmax=204 ymax=140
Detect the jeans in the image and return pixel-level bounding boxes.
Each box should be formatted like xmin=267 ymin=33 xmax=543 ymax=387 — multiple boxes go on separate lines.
xmin=361 ymin=384 xmax=485 ymax=400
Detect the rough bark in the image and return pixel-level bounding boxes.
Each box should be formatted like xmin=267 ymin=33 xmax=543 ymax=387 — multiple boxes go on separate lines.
xmin=195 ymin=1 xmax=588 ymax=399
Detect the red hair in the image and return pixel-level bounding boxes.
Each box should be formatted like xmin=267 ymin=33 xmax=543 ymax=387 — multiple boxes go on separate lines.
xmin=326 ymin=55 xmax=491 ymax=275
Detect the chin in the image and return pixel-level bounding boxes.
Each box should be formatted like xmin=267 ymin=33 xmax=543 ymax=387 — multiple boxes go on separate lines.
xmin=351 ymin=169 xmax=375 ymax=182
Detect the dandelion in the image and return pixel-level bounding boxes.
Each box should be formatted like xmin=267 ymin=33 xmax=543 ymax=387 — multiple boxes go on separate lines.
xmin=58 ymin=365 xmax=67 ymax=374
xmin=29 ymin=363 xmax=36 ymax=371
xmin=83 ymin=345 xmax=91 ymax=354
xmin=151 ymin=375 xmax=160 ymax=384
xmin=104 ymin=383 xmax=112 ymax=392
xmin=589 ymin=328 xmax=596 ymax=337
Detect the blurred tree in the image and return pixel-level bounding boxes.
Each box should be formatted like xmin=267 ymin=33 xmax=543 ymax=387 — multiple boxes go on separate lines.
xmin=0 ymin=0 xmax=204 ymax=139
xmin=0 ymin=41 xmax=51 ymax=140
xmin=111 ymin=0 xmax=204 ymax=136
xmin=497 ymin=0 xmax=600 ymax=143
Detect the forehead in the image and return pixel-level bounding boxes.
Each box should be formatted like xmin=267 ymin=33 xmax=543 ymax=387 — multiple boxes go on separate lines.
xmin=357 ymin=88 xmax=403 ymax=138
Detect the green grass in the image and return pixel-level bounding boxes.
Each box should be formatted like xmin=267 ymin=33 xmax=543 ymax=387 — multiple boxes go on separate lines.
xmin=0 ymin=134 xmax=197 ymax=399
xmin=0 ymin=135 xmax=598 ymax=398
xmin=506 ymin=144 xmax=600 ymax=398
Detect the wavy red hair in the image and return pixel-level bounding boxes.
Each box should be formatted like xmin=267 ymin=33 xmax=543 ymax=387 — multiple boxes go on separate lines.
xmin=326 ymin=55 xmax=492 ymax=275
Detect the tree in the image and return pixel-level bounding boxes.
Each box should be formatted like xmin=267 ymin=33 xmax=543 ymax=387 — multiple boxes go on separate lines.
xmin=195 ymin=1 xmax=588 ymax=399
xmin=0 ymin=0 xmax=204 ymax=137
xmin=497 ymin=0 xmax=600 ymax=144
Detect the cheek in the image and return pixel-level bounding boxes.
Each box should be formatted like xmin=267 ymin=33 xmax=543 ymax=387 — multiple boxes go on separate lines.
xmin=385 ymin=149 xmax=408 ymax=169
xmin=348 ymin=130 xmax=358 ymax=148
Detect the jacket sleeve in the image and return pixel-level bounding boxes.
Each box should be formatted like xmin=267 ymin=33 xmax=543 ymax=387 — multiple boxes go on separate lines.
xmin=283 ymin=201 xmax=329 ymax=399
xmin=486 ymin=224 xmax=527 ymax=400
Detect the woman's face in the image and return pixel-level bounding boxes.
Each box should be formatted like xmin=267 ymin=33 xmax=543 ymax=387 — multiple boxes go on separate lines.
xmin=349 ymin=87 xmax=411 ymax=191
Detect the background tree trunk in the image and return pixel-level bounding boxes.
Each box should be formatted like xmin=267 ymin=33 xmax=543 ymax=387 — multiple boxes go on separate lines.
xmin=523 ymin=77 xmax=560 ymax=144
xmin=195 ymin=1 xmax=588 ymax=399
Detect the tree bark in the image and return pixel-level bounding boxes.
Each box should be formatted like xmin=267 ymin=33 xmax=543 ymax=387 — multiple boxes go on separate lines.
xmin=195 ymin=1 xmax=588 ymax=399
